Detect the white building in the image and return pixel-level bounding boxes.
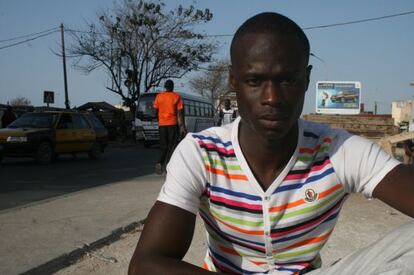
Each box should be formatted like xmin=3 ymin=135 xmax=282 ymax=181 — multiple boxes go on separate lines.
xmin=391 ymin=100 xmax=414 ymax=131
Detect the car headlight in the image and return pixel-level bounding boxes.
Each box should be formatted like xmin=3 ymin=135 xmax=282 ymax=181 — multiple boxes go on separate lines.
xmin=6 ymin=136 xmax=28 ymax=142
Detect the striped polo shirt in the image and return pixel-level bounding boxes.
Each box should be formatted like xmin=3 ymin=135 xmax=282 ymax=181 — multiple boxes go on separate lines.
xmin=158 ymin=117 xmax=399 ymax=274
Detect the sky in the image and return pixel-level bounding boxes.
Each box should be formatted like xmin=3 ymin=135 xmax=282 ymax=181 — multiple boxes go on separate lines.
xmin=1 ymin=0 xmax=414 ymax=115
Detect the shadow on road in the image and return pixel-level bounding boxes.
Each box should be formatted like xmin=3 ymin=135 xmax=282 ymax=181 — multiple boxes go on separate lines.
xmin=0 ymin=143 xmax=160 ymax=210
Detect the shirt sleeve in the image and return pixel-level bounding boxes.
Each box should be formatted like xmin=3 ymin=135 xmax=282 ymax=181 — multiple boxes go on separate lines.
xmin=176 ymin=94 xmax=183 ymax=110
xmin=157 ymin=134 xmax=206 ymax=214
xmin=153 ymin=94 xmax=159 ymax=109
xmin=330 ymin=130 xmax=400 ymax=198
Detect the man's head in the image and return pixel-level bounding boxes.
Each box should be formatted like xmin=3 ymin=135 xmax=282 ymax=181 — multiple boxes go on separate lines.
xmin=164 ymin=79 xmax=174 ymax=91
xmin=224 ymin=99 xmax=231 ymax=110
xmin=229 ymin=12 xmax=312 ymax=141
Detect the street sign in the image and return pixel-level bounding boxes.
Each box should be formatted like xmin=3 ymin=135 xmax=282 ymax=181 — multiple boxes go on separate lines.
xmin=316 ymin=81 xmax=361 ymax=115
xmin=43 ymin=91 xmax=54 ymax=104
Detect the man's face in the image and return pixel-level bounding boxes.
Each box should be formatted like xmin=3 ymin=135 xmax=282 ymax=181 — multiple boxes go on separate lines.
xmin=229 ymin=32 xmax=311 ymax=141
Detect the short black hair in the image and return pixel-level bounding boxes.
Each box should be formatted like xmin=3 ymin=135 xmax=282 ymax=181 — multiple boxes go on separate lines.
xmin=164 ymin=79 xmax=174 ymax=91
xmin=230 ymin=12 xmax=310 ymax=64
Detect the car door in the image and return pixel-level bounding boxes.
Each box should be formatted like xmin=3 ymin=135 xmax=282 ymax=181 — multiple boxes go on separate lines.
xmin=71 ymin=113 xmax=95 ymax=151
xmin=55 ymin=113 xmax=77 ymax=153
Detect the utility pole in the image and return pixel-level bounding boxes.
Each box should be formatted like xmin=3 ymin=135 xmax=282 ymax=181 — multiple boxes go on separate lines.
xmin=374 ymin=101 xmax=378 ymax=115
xmin=60 ymin=23 xmax=70 ymax=109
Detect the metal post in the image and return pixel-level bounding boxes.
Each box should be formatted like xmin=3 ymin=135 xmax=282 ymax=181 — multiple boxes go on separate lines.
xmin=60 ymin=23 xmax=70 ymax=109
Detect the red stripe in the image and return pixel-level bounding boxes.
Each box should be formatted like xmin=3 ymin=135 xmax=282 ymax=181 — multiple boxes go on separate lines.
xmin=210 ymin=194 xmax=263 ymax=210
xmin=284 ymin=158 xmax=331 ymax=181
xmin=197 ymin=140 xmax=235 ymax=155
xmin=271 ymin=197 xmax=343 ymax=238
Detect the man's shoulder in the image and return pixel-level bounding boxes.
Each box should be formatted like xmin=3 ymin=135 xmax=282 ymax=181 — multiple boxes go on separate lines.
xmin=301 ymin=119 xmax=350 ymax=141
xmin=189 ymin=125 xmax=233 ymax=148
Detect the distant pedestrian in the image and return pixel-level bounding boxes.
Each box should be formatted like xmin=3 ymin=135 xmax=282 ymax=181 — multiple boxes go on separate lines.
xmin=153 ymin=79 xmax=187 ymax=174
xmin=218 ymin=98 xmax=237 ymax=126
xmin=1 ymin=106 xmax=16 ymax=128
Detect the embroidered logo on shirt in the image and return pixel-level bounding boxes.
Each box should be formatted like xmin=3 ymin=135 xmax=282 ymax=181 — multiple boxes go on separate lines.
xmin=304 ymin=188 xmax=318 ymax=203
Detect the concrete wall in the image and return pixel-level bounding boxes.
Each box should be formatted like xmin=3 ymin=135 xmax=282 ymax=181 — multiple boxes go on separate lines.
xmin=392 ymin=100 xmax=414 ymax=126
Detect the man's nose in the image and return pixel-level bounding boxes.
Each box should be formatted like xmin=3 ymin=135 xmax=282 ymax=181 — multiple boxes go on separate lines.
xmin=261 ymin=81 xmax=284 ymax=106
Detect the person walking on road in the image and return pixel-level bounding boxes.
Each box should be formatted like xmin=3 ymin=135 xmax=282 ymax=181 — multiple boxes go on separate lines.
xmin=218 ymin=99 xmax=237 ymax=126
xmin=153 ymin=79 xmax=187 ymax=174
xmin=129 ymin=12 xmax=414 ymax=275
xmin=1 ymin=105 xmax=16 ymax=128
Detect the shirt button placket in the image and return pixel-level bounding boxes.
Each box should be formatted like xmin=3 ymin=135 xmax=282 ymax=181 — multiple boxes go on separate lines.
xmin=263 ymin=195 xmax=273 ymax=260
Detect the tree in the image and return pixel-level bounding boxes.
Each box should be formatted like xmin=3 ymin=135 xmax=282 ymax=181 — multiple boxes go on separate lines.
xmin=69 ymin=0 xmax=216 ymax=113
xmin=10 ymin=96 xmax=31 ymax=106
xmin=189 ymin=59 xmax=230 ymax=107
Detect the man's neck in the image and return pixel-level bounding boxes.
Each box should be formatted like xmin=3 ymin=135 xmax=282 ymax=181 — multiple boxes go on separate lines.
xmin=238 ymin=121 xmax=299 ymax=190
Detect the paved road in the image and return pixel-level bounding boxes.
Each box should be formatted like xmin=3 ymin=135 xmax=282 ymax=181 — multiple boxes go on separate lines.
xmin=0 ymin=142 xmax=159 ymax=211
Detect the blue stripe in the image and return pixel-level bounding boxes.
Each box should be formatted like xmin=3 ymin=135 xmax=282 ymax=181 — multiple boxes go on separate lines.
xmin=304 ymin=131 xmax=319 ymax=139
xmin=192 ymin=134 xmax=232 ymax=147
xmin=273 ymin=211 xmax=340 ymax=244
xmin=207 ymin=183 xmax=262 ymax=201
xmin=199 ymin=208 xmax=266 ymax=248
xmin=273 ymin=167 xmax=335 ymax=194
xmin=210 ymin=248 xmax=268 ymax=274
xmin=276 ymin=266 xmax=302 ymax=272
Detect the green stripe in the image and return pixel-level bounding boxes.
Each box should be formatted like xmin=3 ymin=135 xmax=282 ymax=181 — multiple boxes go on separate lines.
xmin=270 ymin=189 xmax=344 ymax=222
xmin=209 ymin=207 xmax=264 ymax=227
xmin=202 ymin=155 xmax=242 ymax=171
xmin=274 ymin=243 xmax=325 ymax=260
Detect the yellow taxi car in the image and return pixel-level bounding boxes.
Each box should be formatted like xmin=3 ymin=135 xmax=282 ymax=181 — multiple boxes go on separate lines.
xmin=0 ymin=110 xmax=108 ymax=164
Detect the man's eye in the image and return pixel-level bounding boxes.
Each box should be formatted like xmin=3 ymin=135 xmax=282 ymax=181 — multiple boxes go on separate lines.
xmin=281 ymin=77 xmax=299 ymax=86
xmin=246 ymin=78 xmax=261 ymax=86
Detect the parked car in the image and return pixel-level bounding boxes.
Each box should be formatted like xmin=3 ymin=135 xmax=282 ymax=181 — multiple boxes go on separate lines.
xmin=330 ymin=91 xmax=359 ymax=103
xmin=0 ymin=110 xmax=108 ymax=164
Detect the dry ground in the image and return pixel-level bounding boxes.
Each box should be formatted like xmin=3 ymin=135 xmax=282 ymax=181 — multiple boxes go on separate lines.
xmin=55 ymin=193 xmax=412 ymax=275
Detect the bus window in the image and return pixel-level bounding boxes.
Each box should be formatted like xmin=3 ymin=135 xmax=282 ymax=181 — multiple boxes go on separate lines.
xmin=183 ymin=100 xmax=190 ymax=116
xmin=190 ymin=101 xmax=196 ymax=116
xmin=199 ymin=103 xmax=205 ymax=117
xmin=195 ymin=102 xmax=201 ymax=117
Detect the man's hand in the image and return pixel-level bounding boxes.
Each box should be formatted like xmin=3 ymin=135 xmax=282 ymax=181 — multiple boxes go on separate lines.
xmin=179 ymin=125 xmax=188 ymax=139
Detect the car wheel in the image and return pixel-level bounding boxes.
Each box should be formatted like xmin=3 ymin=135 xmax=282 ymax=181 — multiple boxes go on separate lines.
xmin=88 ymin=143 xmax=102 ymax=159
xmin=36 ymin=141 xmax=54 ymax=164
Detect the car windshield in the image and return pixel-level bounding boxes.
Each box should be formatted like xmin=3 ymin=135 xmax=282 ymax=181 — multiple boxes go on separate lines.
xmin=8 ymin=113 xmax=57 ymax=128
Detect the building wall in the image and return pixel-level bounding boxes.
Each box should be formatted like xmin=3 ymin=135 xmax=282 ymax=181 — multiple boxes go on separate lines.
xmin=392 ymin=100 xmax=413 ymax=126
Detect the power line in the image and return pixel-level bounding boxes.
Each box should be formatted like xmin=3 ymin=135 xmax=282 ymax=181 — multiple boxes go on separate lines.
xmin=2 ymin=9 xmax=414 ymax=51
xmin=0 ymin=30 xmax=59 ymax=50
xmin=0 ymin=27 xmax=59 ymax=43
xmin=303 ymin=10 xmax=414 ymax=30
xmin=204 ymin=10 xmax=414 ymax=37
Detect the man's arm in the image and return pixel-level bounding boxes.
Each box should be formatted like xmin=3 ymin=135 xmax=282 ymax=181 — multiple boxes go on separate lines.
xmin=128 ymin=201 xmax=222 ymax=274
xmin=372 ymin=164 xmax=414 ymax=218
xmin=177 ymin=109 xmax=187 ymax=137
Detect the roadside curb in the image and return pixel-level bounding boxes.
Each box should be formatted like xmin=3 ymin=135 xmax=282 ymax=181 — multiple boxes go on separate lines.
xmin=21 ymin=219 xmax=146 ymax=275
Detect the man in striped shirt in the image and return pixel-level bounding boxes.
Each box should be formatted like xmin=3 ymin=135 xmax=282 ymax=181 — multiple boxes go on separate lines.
xmin=129 ymin=12 xmax=414 ymax=275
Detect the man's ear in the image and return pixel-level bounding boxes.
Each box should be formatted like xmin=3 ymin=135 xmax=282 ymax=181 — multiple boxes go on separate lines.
xmin=305 ymin=65 xmax=312 ymax=91
xmin=228 ymin=65 xmax=236 ymax=91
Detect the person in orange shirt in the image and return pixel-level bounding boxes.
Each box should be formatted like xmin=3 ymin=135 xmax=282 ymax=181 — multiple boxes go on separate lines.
xmin=153 ymin=79 xmax=187 ymax=174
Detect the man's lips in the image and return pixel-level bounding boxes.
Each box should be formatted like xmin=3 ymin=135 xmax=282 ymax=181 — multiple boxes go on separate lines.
xmin=258 ymin=114 xmax=289 ymax=121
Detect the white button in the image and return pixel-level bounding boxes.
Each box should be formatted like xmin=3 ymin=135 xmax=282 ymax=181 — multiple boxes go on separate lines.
xmin=264 ymin=196 xmax=270 ymax=201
